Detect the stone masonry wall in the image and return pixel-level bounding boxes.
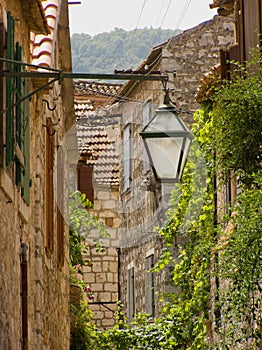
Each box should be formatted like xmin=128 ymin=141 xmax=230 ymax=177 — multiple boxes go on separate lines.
xmin=81 ymin=184 xmax=120 ymax=328
xmin=0 ymin=1 xmax=71 ymax=349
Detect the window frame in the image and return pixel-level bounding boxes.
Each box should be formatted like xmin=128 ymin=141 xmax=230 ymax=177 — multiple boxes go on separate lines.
xmin=123 ymin=123 xmax=132 ymax=192
xmin=145 ymin=254 xmax=155 ymax=318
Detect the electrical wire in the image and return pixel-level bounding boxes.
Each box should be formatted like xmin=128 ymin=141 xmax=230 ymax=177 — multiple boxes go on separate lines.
xmin=94 ymin=0 xmax=110 ymax=35
xmin=175 ymin=0 xmax=193 ymax=29
xmin=158 ymin=0 xmax=172 ymax=28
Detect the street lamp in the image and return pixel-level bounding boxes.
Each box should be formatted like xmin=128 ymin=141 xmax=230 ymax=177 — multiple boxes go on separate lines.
xmin=140 ymin=98 xmax=193 ymax=183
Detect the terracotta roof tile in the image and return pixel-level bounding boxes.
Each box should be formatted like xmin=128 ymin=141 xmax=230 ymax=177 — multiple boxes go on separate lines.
xmin=74 ymin=82 xmax=121 ymax=186
xmin=30 ymin=0 xmax=59 ymax=68
xmin=76 ymin=116 xmax=120 ymax=186
xmin=74 ymin=80 xmax=122 ymax=98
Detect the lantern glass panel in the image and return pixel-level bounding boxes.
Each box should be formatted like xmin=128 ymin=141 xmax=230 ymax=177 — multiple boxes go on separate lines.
xmin=146 ymin=110 xmax=186 ymax=133
xmin=145 ymin=136 xmax=183 ymax=180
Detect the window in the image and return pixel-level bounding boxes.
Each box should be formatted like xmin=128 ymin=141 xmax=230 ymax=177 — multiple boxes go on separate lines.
xmin=145 ymin=254 xmax=155 ymax=318
xmin=127 ymin=266 xmax=135 ymax=322
xmin=77 ymin=161 xmax=94 ymax=203
xmin=46 ymin=118 xmax=55 ymax=256
xmin=56 ymin=146 xmax=64 ymax=267
xmin=142 ymin=100 xmax=152 ymax=173
xmin=123 ymin=124 xmax=132 ymax=191
xmin=4 ymin=12 xmax=31 ymax=205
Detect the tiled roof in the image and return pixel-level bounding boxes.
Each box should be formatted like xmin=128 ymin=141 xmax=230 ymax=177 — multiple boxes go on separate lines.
xmin=195 ymin=64 xmax=221 ymax=103
xmin=76 ymin=115 xmax=120 ymax=186
xmin=115 ymin=42 xmax=166 ymax=100
xmin=74 ymin=80 xmax=123 ymax=99
xmin=30 ymin=0 xmax=59 ymax=67
xmin=74 ymin=82 xmax=120 ymax=187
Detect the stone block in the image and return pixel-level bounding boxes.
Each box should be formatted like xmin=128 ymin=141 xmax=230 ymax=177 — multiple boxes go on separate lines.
xmin=102 ymin=318 xmax=115 ymax=327
xmin=92 ymin=262 xmax=102 ymax=273
xmin=92 ymin=283 xmax=103 ymax=292
xmin=104 ymin=283 xmax=118 ymax=292
xmin=97 ymin=191 xmax=110 ymax=201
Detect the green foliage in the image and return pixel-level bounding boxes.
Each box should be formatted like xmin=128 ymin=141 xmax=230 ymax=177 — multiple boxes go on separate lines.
xmin=217 ymin=173 xmax=262 ymax=348
xmin=71 ymin=27 xmax=180 ymax=73
xmin=211 ymin=54 xmax=262 ymax=185
xmin=70 ymin=300 xmax=97 ymax=350
xmin=69 ymin=190 xmax=108 ymax=268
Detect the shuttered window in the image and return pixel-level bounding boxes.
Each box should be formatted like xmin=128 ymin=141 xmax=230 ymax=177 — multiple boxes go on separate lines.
xmin=142 ymin=100 xmax=152 ymax=173
xmin=243 ymin=0 xmax=261 ymax=61
xmin=5 ymin=12 xmax=30 ymax=205
xmin=57 ymin=146 xmax=64 ymax=267
xmin=77 ymin=162 xmax=94 ymax=203
xmin=46 ymin=118 xmax=55 ymax=256
xmin=145 ymin=254 xmax=155 ymax=318
xmin=127 ymin=267 xmax=135 ymax=322
xmin=236 ymin=0 xmax=262 ymax=63
xmin=123 ymin=124 xmax=132 ymax=191
xmin=15 ymin=44 xmax=30 ymax=205
xmin=6 ymin=12 xmax=15 ymax=165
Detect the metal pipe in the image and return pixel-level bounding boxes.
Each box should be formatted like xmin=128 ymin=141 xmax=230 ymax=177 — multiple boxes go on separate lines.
xmin=1 ymin=70 xmax=168 ymax=82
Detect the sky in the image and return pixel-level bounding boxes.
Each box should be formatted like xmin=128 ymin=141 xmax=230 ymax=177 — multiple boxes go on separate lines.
xmin=68 ymin=0 xmax=217 ymax=37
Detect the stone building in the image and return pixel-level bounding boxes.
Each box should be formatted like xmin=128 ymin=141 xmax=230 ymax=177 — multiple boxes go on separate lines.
xmin=111 ymin=14 xmax=235 ymax=321
xmin=0 ymin=0 xmax=74 ymax=349
xmin=72 ymin=80 xmax=122 ymax=328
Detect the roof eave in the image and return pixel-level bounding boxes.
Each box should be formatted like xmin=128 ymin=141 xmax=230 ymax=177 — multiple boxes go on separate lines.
xmin=116 ymin=41 xmax=168 ymax=100
xmin=22 ymin=0 xmax=50 ymax=35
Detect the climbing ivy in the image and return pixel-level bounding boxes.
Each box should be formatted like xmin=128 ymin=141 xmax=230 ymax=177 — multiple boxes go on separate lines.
xmin=211 ymin=53 xmax=262 ymax=185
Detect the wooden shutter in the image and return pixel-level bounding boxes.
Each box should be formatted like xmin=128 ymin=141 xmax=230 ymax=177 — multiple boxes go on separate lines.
xmin=145 ymin=255 xmax=155 ymax=318
xmin=127 ymin=267 xmax=135 ymax=322
xmin=6 ymin=12 xmax=15 ymax=165
xmin=21 ymin=76 xmax=30 ymax=205
xmin=77 ymin=163 xmax=94 ymax=202
xmin=242 ymin=0 xmax=261 ymax=61
xmin=142 ymin=100 xmax=152 ymax=173
xmin=220 ymin=49 xmax=230 ymax=80
xmin=123 ymin=124 xmax=132 ymax=191
xmin=57 ymin=146 xmax=64 ymax=268
xmin=13 ymin=43 xmax=30 ymax=205
xmin=46 ymin=119 xmax=55 ymax=256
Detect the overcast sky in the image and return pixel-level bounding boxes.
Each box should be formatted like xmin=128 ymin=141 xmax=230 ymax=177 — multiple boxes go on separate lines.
xmin=69 ymin=0 xmax=217 ymax=37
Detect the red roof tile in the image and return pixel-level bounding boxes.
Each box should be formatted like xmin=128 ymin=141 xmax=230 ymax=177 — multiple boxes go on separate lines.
xmin=30 ymin=0 xmax=59 ymax=68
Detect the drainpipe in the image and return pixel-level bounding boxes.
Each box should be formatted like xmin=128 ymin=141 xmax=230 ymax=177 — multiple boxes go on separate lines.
xmin=21 ymin=242 xmax=28 ymax=350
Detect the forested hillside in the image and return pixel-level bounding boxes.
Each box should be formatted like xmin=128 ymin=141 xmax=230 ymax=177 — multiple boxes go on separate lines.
xmin=71 ymin=27 xmax=180 ymax=73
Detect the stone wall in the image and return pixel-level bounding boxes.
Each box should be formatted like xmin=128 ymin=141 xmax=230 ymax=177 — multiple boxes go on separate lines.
xmin=116 ymin=15 xmax=234 ymax=319
xmin=82 ymin=246 xmax=119 ymax=328
xmin=0 ymin=1 xmax=72 ymax=349
xmin=81 ymin=184 xmax=120 ymax=328
xmin=163 ymin=15 xmax=234 ymax=123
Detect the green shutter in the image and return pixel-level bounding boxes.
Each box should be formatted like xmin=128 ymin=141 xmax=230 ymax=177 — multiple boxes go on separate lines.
xmin=15 ymin=43 xmax=23 ymax=186
xmin=6 ymin=12 xmax=15 ymax=165
xmin=21 ymin=76 xmax=30 ymax=206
